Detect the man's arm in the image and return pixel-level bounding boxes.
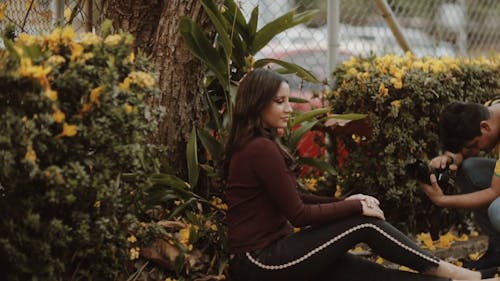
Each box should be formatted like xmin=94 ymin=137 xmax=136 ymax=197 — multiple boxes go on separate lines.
xmin=420 ymin=173 xmax=500 ymax=209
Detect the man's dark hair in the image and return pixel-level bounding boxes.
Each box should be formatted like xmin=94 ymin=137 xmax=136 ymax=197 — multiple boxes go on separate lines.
xmin=439 ymin=102 xmax=490 ymax=153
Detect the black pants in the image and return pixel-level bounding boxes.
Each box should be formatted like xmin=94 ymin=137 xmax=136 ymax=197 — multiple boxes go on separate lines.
xmin=229 ymin=216 xmax=449 ymax=281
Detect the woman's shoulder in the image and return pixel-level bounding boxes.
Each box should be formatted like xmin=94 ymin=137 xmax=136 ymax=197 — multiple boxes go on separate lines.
xmin=245 ymin=136 xmax=277 ymax=150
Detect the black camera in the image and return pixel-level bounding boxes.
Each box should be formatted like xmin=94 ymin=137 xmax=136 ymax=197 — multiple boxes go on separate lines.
xmin=405 ymin=160 xmax=452 ymax=187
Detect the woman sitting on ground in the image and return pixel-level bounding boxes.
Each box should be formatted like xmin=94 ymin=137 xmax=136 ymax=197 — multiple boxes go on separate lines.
xmin=224 ymin=68 xmax=497 ymax=281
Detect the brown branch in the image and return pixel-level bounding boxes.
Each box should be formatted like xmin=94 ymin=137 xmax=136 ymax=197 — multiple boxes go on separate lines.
xmin=20 ymin=0 xmax=36 ymax=32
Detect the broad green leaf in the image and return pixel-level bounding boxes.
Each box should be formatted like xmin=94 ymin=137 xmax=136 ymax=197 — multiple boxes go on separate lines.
xmin=298 ymin=157 xmax=337 ymax=175
xmin=290 ymin=96 xmax=310 ymax=103
xmin=205 ymin=94 xmax=223 ymax=134
xmin=248 ymin=6 xmax=259 ymax=39
xmin=167 ymin=198 xmax=197 ymax=219
xmin=251 ymin=9 xmax=318 ymax=54
xmin=201 ymin=0 xmax=233 ymax=60
xmin=254 ymin=58 xmax=320 ymax=83
xmin=223 ymin=0 xmax=251 ymax=41
xmin=197 ymin=128 xmax=223 ymax=162
xmin=150 ymin=173 xmax=191 ymax=189
xmin=328 ymin=113 xmax=367 ymax=120
xmin=289 ymin=120 xmax=318 ymax=149
xmin=179 ymin=18 xmax=229 ymax=87
xmin=1 ymin=36 xmax=19 ymax=61
xmin=187 ymin=127 xmax=199 ymax=188
xmin=292 ymin=107 xmax=330 ymax=127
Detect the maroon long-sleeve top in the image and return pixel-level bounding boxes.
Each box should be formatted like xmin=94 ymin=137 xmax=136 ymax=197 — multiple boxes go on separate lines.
xmin=226 ymin=137 xmax=362 ymax=254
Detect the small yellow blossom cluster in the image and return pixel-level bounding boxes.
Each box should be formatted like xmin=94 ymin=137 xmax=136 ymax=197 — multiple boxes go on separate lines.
xmin=128 ymin=233 xmax=140 ymax=261
xmin=119 ymin=71 xmax=156 ymax=90
xmin=304 ymin=178 xmax=318 ymax=192
xmin=177 ymin=224 xmax=199 ymax=250
xmin=211 ymin=196 xmax=228 ymax=210
xmin=204 ymin=220 xmax=218 ymax=232
xmin=129 ymin=247 xmax=140 ymax=260
xmin=416 ymin=231 xmax=469 ymax=251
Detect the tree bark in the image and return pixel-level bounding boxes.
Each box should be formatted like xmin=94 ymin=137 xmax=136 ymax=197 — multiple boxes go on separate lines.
xmin=101 ymin=0 xmax=164 ymax=54
xmin=102 ymin=0 xmax=210 ymax=178
xmin=151 ymin=1 xmax=207 ymax=178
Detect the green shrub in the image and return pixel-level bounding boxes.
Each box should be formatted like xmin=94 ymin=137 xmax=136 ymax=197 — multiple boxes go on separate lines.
xmin=0 ymin=24 xmax=163 ymax=280
xmin=328 ymin=53 xmax=500 ymax=235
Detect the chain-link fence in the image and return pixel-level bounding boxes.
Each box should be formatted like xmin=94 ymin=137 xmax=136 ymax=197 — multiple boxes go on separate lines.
xmin=247 ymin=0 xmax=499 ymax=81
xmin=1 ymin=0 xmax=96 ymax=35
xmin=3 ymin=0 xmax=500 ymax=81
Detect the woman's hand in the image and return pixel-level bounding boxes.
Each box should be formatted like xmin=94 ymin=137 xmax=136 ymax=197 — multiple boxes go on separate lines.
xmin=346 ymin=193 xmax=380 ymax=208
xmin=361 ymin=200 xmax=385 ymax=220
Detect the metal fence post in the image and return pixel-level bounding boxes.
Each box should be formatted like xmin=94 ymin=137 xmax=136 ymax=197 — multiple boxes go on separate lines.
xmin=327 ymin=0 xmax=340 ymax=83
xmin=54 ymin=0 xmax=65 ymax=27
xmin=373 ymin=0 xmax=411 ymax=54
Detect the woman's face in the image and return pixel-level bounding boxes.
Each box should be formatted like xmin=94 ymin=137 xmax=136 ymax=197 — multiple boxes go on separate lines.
xmin=261 ymin=82 xmax=292 ymax=129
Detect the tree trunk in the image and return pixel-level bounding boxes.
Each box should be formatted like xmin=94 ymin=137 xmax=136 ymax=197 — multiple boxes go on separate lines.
xmin=151 ymin=1 xmax=207 ymax=178
xmin=101 ymin=0 xmax=209 ymax=178
xmin=101 ymin=0 xmax=164 ymax=54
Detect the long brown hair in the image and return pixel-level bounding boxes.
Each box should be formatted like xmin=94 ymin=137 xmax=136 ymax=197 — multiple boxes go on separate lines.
xmin=222 ymin=68 xmax=294 ymax=178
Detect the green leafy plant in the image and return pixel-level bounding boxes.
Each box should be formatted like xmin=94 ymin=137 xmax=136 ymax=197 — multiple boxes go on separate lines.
xmin=0 ymin=22 xmax=165 ymax=280
xmin=329 ymin=53 xmax=500 ymax=235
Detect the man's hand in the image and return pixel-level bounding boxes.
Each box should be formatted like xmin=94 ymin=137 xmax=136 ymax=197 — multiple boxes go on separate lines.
xmin=419 ymin=174 xmax=445 ymax=206
xmin=429 ymin=152 xmax=463 ymax=171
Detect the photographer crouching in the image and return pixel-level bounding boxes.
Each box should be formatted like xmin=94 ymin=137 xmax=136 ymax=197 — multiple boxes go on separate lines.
xmin=418 ymin=101 xmax=500 ymax=270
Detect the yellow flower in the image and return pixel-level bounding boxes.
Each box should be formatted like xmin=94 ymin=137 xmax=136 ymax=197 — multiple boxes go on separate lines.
xmin=61 ymin=26 xmax=75 ymax=43
xmin=416 ymin=232 xmax=436 ymax=250
xmin=127 ymin=235 xmax=137 ymax=243
xmin=127 ymin=52 xmax=135 ymax=63
xmin=128 ymin=71 xmax=156 ymax=88
xmin=52 ymin=108 xmax=65 ymax=123
xmin=19 ymin=58 xmax=52 ymax=79
xmin=390 ymin=77 xmax=403 ymax=89
xmin=104 ymin=34 xmax=122 ymax=46
xmin=129 ymin=247 xmax=140 ymax=260
xmin=204 ymin=221 xmax=218 ymax=231
xmin=70 ymin=42 xmax=84 ymax=61
xmin=94 ymin=201 xmax=101 ymax=208
xmin=80 ymin=103 xmax=92 ymax=115
xmin=351 ymin=134 xmax=362 ymax=143
xmin=178 ymin=226 xmax=191 ymax=246
xmin=25 ymin=145 xmax=37 ymax=162
xmin=90 ymin=86 xmax=104 ymax=104
xmin=45 ymin=88 xmax=58 ymax=101
xmin=17 ymin=33 xmax=39 ymax=46
xmin=0 ymin=3 xmax=7 ymax=20
xmin=80 ymin=32 xmax=102 ymax=46
xmin=59 ymin=123 xmax=78 ymax=137
xmin=118 ymin=77 xmax=131 ymax=91
xmin=378 ymin=83 xmax=389 ymax=97
xmin=305 ymin=178 xmax=317 ymax=192
xmin=399 ymin=265 xmax=416 ymax=272
xmin=211 ymin=196 xmax=228 ymax=210
xmin=47 ymin=55 xmax=66 ymax=66
xmin=64 ymin=7 xmax=72 ymax=21
xmin=124 ymin=104 xmax=134 ymax=113
xmin=391 ymin=100 xmax=401 ymax=108
xmin=335 ymin=184 xmax=342 ymax=197
xmin=347 ymin=67 xmax=358 ymax=76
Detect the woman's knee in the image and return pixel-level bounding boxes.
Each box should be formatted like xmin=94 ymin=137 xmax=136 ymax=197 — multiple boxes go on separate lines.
xmin=488 ymin=197 xmax=500 ymax=233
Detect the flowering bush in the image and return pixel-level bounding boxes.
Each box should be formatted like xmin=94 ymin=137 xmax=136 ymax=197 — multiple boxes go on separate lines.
xmin=0 ymin=24 xmax=164 ymax=280
xmin=329 ymin=53 xmax=500 ymax=235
